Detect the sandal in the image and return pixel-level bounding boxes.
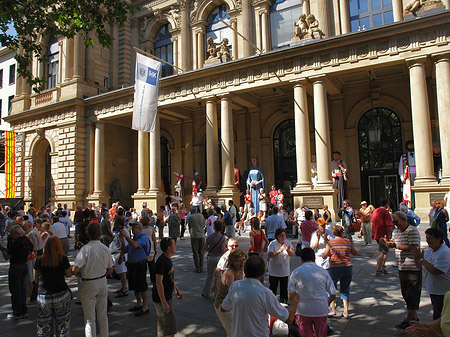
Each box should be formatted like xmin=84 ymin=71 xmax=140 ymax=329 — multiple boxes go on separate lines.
xmin=115 ymin=289 xmax=128 ymax=298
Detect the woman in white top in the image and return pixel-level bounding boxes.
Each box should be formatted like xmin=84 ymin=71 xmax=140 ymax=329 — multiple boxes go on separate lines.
xmin=268 ymin=228 xmax=294 ymax=303
xmin=310 ymin=218 xmax=335 ymax=270
xmin=205 ymin=208 xmax=218 ymax=236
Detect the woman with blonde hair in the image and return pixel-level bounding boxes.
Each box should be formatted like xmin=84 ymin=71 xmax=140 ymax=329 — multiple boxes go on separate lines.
xmin=40 ymin=222 xmax=53 ymax=248
xmin=34 ymin=236 xmax=72 ymax=337
xmin=214 ymin=248 xmax=247 ymax=337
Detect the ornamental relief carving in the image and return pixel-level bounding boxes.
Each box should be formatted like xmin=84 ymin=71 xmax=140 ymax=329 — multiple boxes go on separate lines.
xmin=11 ymin=110 xmax=76 ymax=132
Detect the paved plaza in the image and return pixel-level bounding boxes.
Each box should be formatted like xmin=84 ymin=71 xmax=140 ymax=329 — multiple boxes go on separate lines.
xmin=0 ymin=225 xmax=434 ymax=337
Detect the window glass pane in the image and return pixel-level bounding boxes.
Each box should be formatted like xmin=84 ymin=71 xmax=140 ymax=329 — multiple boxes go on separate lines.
xmin=382 ymin=0 xmax=392 ymax=8
xmin=384 ymin=10 xmax=393 ymax=23
xmin=270 ymin=4 xmax=302 ymax=49
xmin=373 ymin=13 xmax=383 ymax=26
xmin=167 ymin=44 xmax=173 ymax=64
xmin=351 ymin=19 xmax=360 ymax=32
xmin=361 ymin=16 xmax=370 ymax=29
xmin=360 ymin=0 xmax=369 ymax=13
xmin=372 ymin=0 xmax=382 ymax=11
xmin=349 ymin=0 xmax=359 ymax=16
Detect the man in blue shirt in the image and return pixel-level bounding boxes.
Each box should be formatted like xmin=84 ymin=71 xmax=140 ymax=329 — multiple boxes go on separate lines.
xmin=220 ymin=204 xmax=234 ymax=238
xmin=265 ymin=206 xmax=287 ymax=242
xmin=399 ymin=203 xmax=421 ymax=227
xmin=120 ymin=222 xmax=150 ymax=316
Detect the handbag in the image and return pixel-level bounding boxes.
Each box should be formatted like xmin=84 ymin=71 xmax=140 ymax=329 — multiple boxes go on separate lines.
xmin=295 ymin=242 xmax=302 ymax=256
xmin=349 ymin=221 xmax=361 ymax=233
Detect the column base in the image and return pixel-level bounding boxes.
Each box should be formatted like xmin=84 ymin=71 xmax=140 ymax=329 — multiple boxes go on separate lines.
xmin=86 ymin=193 xmax=111 ymax=208
xmin=438 ymin=176 xmax=450 ymax=186
xmin=293 ymin=182 xmax=313 ymax=191
xmin=215 ymin=188 xmax=241 ymax=208
xmin=292 ymin=188 xmax=338 ymax=221
xmin=414 ymin=176 xmax=439 ymax=186
xmin=412 ymin=183 xmax=448 ymax=220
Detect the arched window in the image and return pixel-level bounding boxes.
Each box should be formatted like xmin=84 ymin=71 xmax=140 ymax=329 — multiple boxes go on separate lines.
xmin=206 ymin=4 xmax=232 ymax=57
xmin=349 ymin=0 xmax=393 ymax=32
xmin=46 ymin=37 xmax=59 ymax=89
xmin=154 ymin=24 xmax=173 ymax=78
xmin=273 ymin=119 xmax=296 ymax=208
xmin=270 ymin=0 xmax=302 ymax=49
xmin=358 ymin=107 xmax=402 ymax=208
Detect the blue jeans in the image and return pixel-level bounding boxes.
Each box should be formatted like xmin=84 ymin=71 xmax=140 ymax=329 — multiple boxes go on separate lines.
xmin=329 ymin=266 xmax=353 ymax=300
xmin=9 ymin=262 xmax=28 ymax=315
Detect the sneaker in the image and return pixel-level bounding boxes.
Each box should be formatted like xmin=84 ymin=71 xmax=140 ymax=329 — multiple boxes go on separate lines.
xmin=395 ymin=319 xmax=411 ymax=330
xmin=135 ymin=308 xmax=149 ymax=317
xmin=6 ymin=313 xmax=27 ymax=320
xmin=180 ymin=237 xmax=185 ymax=240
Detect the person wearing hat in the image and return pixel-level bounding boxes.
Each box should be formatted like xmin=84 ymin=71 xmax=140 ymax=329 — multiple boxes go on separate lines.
xmin=331 ymin=151 xmax=347 ymax=209
xmin=119 ymin=221 xmax=151 ymax=316
xmin=358 ymin=201 xmax=372 ymax=246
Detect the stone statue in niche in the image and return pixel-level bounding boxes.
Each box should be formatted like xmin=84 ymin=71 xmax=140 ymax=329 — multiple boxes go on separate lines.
xmin=217 ymin=38 xmax=232 ymax=62
xmin=404 ymin=0 xmax=444 ymax=16
xmin=110 ymin=179 xmax=122 ymax=202
xmin=206 ymin=37 xmax=218 ymax=59
xmin=291 ymin=12 xmax=325 ymax=43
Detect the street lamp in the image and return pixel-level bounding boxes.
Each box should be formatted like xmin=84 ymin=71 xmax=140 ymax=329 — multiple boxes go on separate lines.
xmin=368 ymin=118 xmax=382 ymax=144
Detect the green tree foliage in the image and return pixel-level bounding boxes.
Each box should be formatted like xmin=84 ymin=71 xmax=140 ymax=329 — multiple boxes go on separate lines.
xmin=0 ymin=0 xmax=134 ymax=91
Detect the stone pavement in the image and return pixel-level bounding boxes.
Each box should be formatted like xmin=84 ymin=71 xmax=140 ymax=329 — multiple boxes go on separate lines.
xmin=0 ymin=224 xmax=433 ymax=337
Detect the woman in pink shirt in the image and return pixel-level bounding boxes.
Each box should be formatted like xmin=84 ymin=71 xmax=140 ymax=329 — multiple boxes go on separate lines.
xmin=300 ymin=210 xmax=318 ymax=248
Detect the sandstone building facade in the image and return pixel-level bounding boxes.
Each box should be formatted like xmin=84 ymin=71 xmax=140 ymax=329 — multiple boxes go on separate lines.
xmin=4 ymin=0 xmax=450 ymax=219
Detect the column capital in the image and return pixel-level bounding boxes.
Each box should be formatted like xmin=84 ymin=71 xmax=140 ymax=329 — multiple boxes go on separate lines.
xmin=290 ymin=78 xmax=308 ymax=87
xmin=203 ymin=95 xmax=217 ymax=102
xmin=432 ymin=52 xmax=450 ymax=63
xmin=405 ymin=56 xmax=428 ymax=68
xmin=217 ymin=94 xmax=231 ymax=102
xmin=309 ymin=75 xmax=327 ymax=84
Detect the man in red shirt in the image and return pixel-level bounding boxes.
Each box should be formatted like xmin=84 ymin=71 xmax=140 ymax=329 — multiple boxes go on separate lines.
xmin=371 ymin=198 xmax=393 ymax=276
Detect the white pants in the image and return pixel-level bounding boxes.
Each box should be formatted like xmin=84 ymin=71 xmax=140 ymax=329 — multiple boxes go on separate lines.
xmin=80 ymin=277 xmax=108 ymax=337
xmin=225 ymin=225 xmax=235 ymax=238
xmin=215 ymin=304 xmax=232 ymax=337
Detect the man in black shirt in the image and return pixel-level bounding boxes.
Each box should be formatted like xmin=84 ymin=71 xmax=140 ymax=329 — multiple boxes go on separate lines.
xmin=152 ymin=237 xmax=183 ymax=337
xmin=0 ymin=225 xmax=33 ymax=319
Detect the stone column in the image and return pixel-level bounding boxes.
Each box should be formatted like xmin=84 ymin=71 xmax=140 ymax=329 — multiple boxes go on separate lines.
xmin=193 ymin=31 xmax=198 ymax=70
xmin=261 ymin=10 xmax=269 ymax=52
xmin=293 ymin=81 xmax=312 ymax=188
xmin=392 ymin=0 xmax=404 ymax=21
xmin=149 ymin=115 xmax=161 ymax=192
xmin=137 ymin=131 xmax=150 ymax=192
xmin=180 ymin=0 xmax=191 ymax=71
xmin=73 ymin=33 xmax=84 ymax=80
xmin=93 ymin=122 xmax=105 ymax=194
xmin=313 ymin=0 xmax=331 ymax=37
xmin=407 ymin=58 xmax=436 ymax=184
xmin=197 ymin=30 xmax=205 ymax=68
xmin=339 ymin=0 xmax=351 ymax=34
xmin=64 ymin=38 xmax=73 ymax=81
xmin=205 ymin=99 xmax=219 ymax=190
xmin=255 ymin=12 xmax=262 ymax=52
xmin=434 ymin=55 xmax=450 ymax=185
xmin=88 ymin=123 xmax=95 ymax=195
xmin=241 ymin=0 xmax=254 ymax=57
xmin=173 ymin=37 xmax=179 ymax=74
xmin=312 ymin=77 xmax=333 ymax=188
xmin=220 ymin=97 xmax=235 ymax=189
xmin=231 ymin=19 xmax=239 ymax=59
xmin=111 ymin=23 xmax=119 ymax=88
xmin=303 ymin=0 xmax=311 ymax=15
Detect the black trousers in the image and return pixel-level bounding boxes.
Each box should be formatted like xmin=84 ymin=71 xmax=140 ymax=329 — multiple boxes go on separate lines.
xmin=9 ymin=262 xmax=28 ymax=315
xmin=269 ymin=275 xmax=288 ymax=303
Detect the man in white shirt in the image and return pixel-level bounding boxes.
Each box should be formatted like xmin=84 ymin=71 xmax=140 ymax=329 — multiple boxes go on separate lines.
xmin=73 ymin=222 xmax=113 ymax=337
xmin=293 ymin=203 xmax=308 ymax=238
xmin=265 ymin=207 xmax=287 ymax=242
xmin=221 ymin=256 xmax=300 ymax=337
xmin=288 ymin=248 xmax=336 ymax=337
xmin=59 ymin=211 xmax=73 ymax=238
xmin=51 ymin=216 xmax=69 ymax=256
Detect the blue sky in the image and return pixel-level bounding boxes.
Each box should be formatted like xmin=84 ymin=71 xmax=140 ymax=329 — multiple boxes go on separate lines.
xmin=1 ymin=24 xmax=17 ymax=47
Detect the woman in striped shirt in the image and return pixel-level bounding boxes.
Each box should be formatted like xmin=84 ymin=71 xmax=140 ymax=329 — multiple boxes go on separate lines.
xmin=323 ymin=225 xmax=358 ymax=318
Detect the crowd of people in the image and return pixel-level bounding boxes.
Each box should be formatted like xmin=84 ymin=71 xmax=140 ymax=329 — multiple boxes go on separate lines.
xmin=0 ymin=191 xmax=449 ymax=337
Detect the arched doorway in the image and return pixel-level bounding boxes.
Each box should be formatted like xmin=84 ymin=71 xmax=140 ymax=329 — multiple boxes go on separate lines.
xmin=358 ymin=107 xmax=402 ymax=209
xmin=32 ymin=139 xmax=52 ymax=208
xmin=273 ymin=119 xmax=296 ymax=209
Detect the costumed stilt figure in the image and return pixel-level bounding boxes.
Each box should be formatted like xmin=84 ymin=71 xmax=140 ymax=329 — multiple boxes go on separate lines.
xmin=246 ymin=156 xmax=265 ymax=214
xmin=399 ymin=140 xmax=415 ymax=208
xmin=331 ymin=151 xmax=348 ymax=209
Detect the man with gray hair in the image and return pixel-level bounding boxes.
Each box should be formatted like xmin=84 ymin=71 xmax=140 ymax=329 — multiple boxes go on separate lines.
xmin=0 ymin=225 xmax=33 ymax=319
xmin=384 ymin=211 xmax=421 ymax=330
xmin=186 ymin=206 xmax=205 ymax=273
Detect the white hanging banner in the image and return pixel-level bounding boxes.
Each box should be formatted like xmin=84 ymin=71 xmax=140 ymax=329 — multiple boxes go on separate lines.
xmin=132 ymin=52 xmax=162 ymax=132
